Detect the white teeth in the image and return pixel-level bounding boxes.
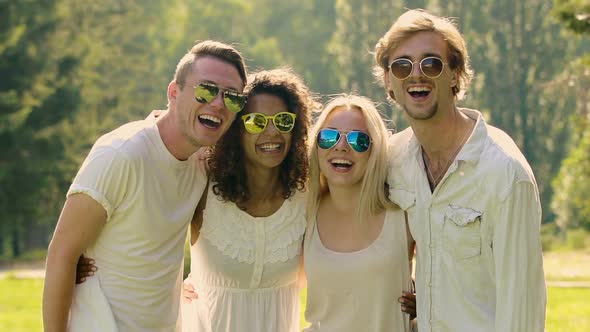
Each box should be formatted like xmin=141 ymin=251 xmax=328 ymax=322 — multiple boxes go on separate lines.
xmin=259 ymin=143 xmax=280 ymax=150
xmin=408 ymin=86 xmax=431 ymax=92
xmin=198 ymin=114 xmax=221 ymax=123
xmin=331 ymin=159 xmax=352 ymax=165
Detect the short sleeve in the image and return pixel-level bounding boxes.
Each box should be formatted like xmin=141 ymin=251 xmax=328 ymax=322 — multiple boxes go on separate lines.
xmin=67 ymin=145 xmax=135 ymax=221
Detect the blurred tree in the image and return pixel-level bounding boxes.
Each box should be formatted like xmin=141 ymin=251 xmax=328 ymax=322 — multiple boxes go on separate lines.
xmin=551 ymin=0 xmax=590 ymax=230
xmin=553 ymin=0 xmax=590 ymax=33
xmin=327 ymin=0 xmax=417 ymax=128
xmin=1 ymin=0 xmax=588 ymax=255
xmin=0 ymin=0 xmax=178 ymax=256
xmin=0 ymin=0 xmax=62 ymax=256
xmin=439 ymin=0 xmax=584 ymax=223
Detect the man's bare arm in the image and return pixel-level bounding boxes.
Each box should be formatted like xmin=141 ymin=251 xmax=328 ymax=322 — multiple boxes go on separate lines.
xmin=42 ymin=194 xmax=107 ymax=332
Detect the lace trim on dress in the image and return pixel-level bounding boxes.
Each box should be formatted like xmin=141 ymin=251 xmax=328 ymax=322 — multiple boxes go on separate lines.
xmin=199 ymin=190 xmax=307 ymax=264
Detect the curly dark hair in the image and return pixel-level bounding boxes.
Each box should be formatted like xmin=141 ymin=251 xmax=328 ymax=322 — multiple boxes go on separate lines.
xmin=208 ymin=67 xmax=318 ymax=205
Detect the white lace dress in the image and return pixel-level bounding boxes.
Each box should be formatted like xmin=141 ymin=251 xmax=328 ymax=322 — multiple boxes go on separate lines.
xmin=181 ymin=186 xmax=307 ymax=332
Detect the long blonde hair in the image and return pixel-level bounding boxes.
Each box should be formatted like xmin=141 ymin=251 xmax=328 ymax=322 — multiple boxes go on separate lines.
xmin=307 ymin=94 xmax=393 ymax=224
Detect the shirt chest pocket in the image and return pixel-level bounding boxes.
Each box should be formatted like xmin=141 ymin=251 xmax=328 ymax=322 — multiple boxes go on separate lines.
xmin=443 ymin=205 xmax=482 ymax=259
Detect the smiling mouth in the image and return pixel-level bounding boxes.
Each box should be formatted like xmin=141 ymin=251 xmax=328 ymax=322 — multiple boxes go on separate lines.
xmin=198 ymin=114 xmax=221 ymax=129
xmin=407 ymin=86 xmax=432 ymax=99
xmin=330 ymin=158 xmax=353 ymax=169
xmin=258 ymin=143 xmax=283 ymax=152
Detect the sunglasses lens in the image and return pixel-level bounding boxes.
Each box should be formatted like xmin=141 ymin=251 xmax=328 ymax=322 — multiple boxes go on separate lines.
xmin=347 ymin=131 xmax=371 ymax=152
xmin=274 ymin=112 xmax=296 ymax=132
xmin=223 ymin=91 xmax=247 ymax=113
xmin=390 ymin=59 xmax=413 ymax=80
xmin=242 ymin=113 xmax=267 ymax=134
xmin=194 ymin=83 xmax=218 ymax=104
xmin=317 ymin=129 xmax=340 ymax=150
xmin=421 ymin=57 xmax=444 ymax=78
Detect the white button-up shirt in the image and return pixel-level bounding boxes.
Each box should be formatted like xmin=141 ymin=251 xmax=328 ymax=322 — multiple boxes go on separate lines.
xmin=387 ymin=109 xmax=546 ymax=332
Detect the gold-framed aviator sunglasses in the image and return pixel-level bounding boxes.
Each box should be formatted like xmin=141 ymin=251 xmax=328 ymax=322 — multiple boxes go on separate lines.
xmin=194 ymin=82 xmax=247 ymax=113
xmin=241 ymin=112 xmax=297 ymax=134
xmin=389 ymin=56 xmax=447 ymax=80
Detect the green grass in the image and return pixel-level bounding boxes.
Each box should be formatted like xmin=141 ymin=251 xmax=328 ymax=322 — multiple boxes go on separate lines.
xmin=546 ymin=287 xmax=590 ymax=331
xmin=0 ymin=277 xmax=43 ymax=331
xmin=3 ymin=248 xmax=590 ymax=331
xmin=1 ymin=280 xmax=589 ymax=331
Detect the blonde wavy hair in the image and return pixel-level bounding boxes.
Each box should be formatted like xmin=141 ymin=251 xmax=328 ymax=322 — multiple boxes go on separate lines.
xmin=307 ymin=94 xmax=394 ymax=224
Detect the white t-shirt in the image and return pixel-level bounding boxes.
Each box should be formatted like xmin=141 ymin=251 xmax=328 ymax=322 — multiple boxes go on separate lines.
xmin=67 ymin=118 xmax=208 ymax=331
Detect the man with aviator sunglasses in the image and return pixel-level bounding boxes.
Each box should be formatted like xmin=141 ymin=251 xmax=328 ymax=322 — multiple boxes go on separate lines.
xmin=374 ymin=9 xmax=546 ymax=332
xmin=43 ymin=40 xmax=248 ymax=331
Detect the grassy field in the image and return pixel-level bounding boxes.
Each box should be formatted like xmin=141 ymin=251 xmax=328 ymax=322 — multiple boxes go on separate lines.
xmin=2 ymin=250 xmax=589 ymax=331
xmin=1 ymin=279 xmax=589 ymax=331
xmin=0 ymin=278 xmax=43 ymax=331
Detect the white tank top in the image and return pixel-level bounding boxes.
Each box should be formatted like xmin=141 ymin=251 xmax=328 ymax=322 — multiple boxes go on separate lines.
xmin=303 ymin=208 xmax=412 ymax=332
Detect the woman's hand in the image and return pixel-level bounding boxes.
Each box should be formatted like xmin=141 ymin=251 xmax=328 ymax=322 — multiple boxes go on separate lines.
xmin=399 ymin=291 xmax=416 ymax=320
xmin=75 ymin=254 xmax=97 ymax=284
xmin=183 ymin=277 xmax=199 ymax=304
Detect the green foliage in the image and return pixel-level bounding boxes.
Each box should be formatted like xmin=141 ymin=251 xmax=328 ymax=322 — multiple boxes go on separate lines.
xmin=1 ymin=0 xmax=589 ymax=256
xmin=552 ymin=123 xmax=590 ymax=231
xmin=550 ymin=0 xmax=590 ymax=232
xmin=541 ymin=225 xmax=590 ymax=252
xmin=448 ymin=0 xmax=583 ymax=224
xmin=567 ymin=229 xmax=590 ymax=250
xmin=553 ymin=0 xmax=590 ymax=34
xmin=541 ymin=223 xmax=562 ymax=251
xmin=18 ymin=249 xmax=47 ymax=261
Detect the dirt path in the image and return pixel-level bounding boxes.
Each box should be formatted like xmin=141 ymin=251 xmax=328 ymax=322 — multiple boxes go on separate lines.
xmin=1 ymin=268 xmax=590 ymax=288
xmin=0 ymin=268 xmax=45 ymax=279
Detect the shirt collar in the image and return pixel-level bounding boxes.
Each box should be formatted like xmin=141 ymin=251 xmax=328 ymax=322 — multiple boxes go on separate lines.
xmin=455 ymin=108 xmax=486 ymax=164
xmin=403 ymin=108 xmax=487 ymax=165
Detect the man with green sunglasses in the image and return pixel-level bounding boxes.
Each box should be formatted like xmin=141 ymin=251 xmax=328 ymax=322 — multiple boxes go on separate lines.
xmin=43 ymin=40 xmax=247 ymax=331
xmin=374 ymin=9 xmax=546 ymax=332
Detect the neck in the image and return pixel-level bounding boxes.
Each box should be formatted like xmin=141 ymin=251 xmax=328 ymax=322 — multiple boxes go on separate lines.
xmin=412 ymin=106 xmax=474 ymax=190
xmin=157 ymin=110 xmax=202 ymax=161
xmin=411 ymin=106 xmax=472 ymax=163
xmin=324 ymin=182 xmax=362 ymax=216
xmin=245 ymin=164 xmax=282 ymax=201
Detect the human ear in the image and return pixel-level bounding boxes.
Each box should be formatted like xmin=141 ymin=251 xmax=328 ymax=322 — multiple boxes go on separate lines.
xmin=167 ymin=81 xmax=178 ymax=103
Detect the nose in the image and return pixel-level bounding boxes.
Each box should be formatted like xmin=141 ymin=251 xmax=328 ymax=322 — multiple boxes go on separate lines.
xmin=210 ymin=91 xmax=226 ymax=110
xmin=410 ymin=60 xmax=422 ymax=78
xmin=263 ymin=119 xmax=279 ymax=135
xmin=333 ymin=134 xmax=348 ymax=151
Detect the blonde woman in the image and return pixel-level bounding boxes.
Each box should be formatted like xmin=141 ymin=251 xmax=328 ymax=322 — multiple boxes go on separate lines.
xmin=303 ymin=95 xmax=414 ymax=331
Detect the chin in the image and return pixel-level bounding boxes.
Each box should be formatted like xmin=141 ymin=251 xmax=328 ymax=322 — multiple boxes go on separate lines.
xmin=403 ymin=104 xmax=438 ymax=121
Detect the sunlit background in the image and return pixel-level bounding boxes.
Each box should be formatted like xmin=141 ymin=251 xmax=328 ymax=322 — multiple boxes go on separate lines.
xmin=1 ymin=0 xmax=589 ymax=331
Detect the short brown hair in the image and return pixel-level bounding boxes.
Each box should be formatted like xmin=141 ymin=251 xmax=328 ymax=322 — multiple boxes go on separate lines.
xmin=174 ymin=40 xmax=247 ymax=88
xmin=374 ymin=9 xmax=473 ymax=100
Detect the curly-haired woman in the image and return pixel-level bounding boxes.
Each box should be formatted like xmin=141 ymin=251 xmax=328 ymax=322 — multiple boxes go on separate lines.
xmin=182 ymin=67 xmax=317 ymax=332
